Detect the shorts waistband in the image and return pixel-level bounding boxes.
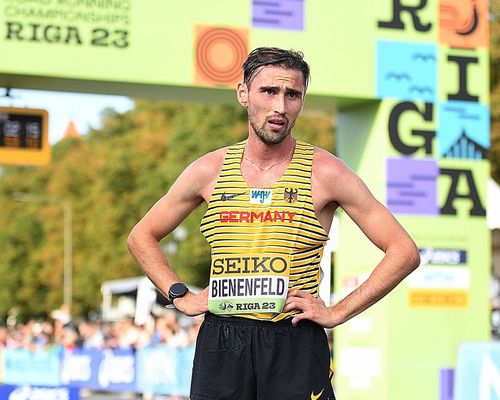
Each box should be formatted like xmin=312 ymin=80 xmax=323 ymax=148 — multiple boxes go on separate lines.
xmin=204 ymin=312 xmax=293 ymax=327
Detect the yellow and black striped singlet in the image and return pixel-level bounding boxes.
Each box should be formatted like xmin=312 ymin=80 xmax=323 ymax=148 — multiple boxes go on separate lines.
xmin=200 ymin=140 xmax=329 ymax=321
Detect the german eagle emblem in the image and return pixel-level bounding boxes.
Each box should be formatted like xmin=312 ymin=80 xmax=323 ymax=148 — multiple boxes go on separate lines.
xmin=284 ymin=188 xmax=298 ymax=203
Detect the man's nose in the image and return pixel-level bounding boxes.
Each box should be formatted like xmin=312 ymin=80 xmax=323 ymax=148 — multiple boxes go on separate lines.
xmin=273 ymin=94 xmax=286 ymax=115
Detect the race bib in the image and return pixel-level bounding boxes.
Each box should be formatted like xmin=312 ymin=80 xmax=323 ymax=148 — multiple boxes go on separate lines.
xmin=208 ymin=253 xmax=291 ymax=315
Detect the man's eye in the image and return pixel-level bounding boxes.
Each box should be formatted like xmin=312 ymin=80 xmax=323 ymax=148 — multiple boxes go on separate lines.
xmin=288 ymin=92 xmax=298 ymax=98
xmin=265 ymin=89 xmax=274 ymax=94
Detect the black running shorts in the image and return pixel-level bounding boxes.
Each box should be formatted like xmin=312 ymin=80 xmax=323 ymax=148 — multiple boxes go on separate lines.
xmin=190 ymin=313 xmax=335 ymax=400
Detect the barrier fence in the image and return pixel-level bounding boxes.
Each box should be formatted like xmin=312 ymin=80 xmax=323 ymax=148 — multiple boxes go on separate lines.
xmin=0 ymin=345 xmax=195 ymax=398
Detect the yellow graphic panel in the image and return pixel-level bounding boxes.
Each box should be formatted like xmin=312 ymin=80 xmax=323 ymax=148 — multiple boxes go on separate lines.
xmin=408 ymin=289 xmax=469 ymax=308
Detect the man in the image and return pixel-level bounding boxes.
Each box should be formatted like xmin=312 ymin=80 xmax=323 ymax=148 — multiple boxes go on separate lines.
xmin=127 ymin=47 xmax=420 ymax=399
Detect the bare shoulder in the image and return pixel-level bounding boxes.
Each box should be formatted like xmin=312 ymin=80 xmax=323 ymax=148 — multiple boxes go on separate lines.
xmin=183 ymin=146 xmax=228 ymax=202
xmin=188 ymin=146 xmax=227 ymax=178
xmin=311 ymin=146 xmax=370 ymax=208
xmin=312 ymin=147 xmax=352 ymax=183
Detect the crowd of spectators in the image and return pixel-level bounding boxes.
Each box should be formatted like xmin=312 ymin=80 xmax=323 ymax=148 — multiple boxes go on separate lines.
xmin=0 ymin=308 xmax=203 ymax=352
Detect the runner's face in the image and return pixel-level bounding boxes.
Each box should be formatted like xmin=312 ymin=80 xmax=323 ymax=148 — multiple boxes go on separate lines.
xmin=241 ymin=66 xmax=305 ymax=145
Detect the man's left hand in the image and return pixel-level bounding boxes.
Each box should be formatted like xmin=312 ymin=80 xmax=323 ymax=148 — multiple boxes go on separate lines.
xmin=283 ymin=289 xmax=336 ymax=328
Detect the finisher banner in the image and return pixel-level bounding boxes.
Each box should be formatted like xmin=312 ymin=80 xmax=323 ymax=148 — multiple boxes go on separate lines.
xmin=208 ymin=253 xmax=290 ymax=315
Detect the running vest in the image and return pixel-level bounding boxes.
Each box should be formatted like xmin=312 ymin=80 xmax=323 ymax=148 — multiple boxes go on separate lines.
xmin=200 ymin=140 xmax=329 ymax=321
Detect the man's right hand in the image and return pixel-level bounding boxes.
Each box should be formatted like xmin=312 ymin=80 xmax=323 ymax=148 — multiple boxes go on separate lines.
xmin=173 ymin=287 xmax=209 ymax=316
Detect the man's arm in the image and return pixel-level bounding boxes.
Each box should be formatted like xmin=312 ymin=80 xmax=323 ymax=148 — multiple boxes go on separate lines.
xmin=284 ymin=150 xmax=420 ymax=327
xmin=127 ymin=150 xmax=223 ymax=316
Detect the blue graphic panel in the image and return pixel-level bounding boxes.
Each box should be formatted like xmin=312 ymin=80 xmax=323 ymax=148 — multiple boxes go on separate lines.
xmin=377 ymin=40 xmax=437 ymax=102
xmin=438 ymin=101 xmax=490 ymax=159
xmin=454 ymin=342 xmax=500 ymax=400
xmin=387 ymin=158 xmax=439 ymax=216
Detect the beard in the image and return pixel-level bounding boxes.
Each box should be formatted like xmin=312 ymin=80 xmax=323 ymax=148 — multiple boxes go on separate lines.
xmin=248 ymin=112 xmax=294 ymax=145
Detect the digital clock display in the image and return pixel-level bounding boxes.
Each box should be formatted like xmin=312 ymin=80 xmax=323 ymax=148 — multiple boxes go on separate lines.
xmin=0 ymin=108 xmax=49 ymax=166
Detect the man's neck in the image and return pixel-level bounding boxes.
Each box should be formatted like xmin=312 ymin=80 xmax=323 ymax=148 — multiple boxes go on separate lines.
xmin=245 ymin=134 xmax=296 ymax=163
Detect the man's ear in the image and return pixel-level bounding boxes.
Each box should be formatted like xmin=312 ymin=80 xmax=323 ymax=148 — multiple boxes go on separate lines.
xmin=236 ymin=82 xmax=248 ymax=107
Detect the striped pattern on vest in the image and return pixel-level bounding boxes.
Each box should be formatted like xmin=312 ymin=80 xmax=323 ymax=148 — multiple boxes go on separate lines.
xmin=200 ymin=140 xmax=329 ymax=321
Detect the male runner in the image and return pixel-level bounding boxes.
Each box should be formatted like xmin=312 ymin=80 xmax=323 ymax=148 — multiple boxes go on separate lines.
xmin=127 ymin=47 xmax=420 ymax=399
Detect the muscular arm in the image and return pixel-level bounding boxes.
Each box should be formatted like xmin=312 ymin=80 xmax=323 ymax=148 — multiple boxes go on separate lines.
xmin=127 ymin=150 xmax=224 ymax=316
xmin=284 ymin=149 xmax=420 ymax=327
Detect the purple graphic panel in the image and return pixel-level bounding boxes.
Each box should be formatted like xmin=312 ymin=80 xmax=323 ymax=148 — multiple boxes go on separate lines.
xmin=387 ymin=158 xmax=439 ymax=215
xmin=252 ymin=0 xmax=304 ymax=31
xmin=440 ymin=369 xmax=454 ymax=400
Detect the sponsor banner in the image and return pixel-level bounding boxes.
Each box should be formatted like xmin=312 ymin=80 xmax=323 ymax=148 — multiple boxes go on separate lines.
xmin=419 ymin=248 xmax=467 ymax=266
xmin=0 ymin=385 xmax=79 ymax=400
xmin=137 ymin=345 xmax=178 ymax=394
xmin=2 ymin=346 xmax=195 ymax=394
xmin=406 ymin=267 xmax=470 ymax=289
xmin=60 ymin=348 xmax=135 ymax=391
xmin=91 ymin=349 xmax=135 ymax=391
xmin=408 ymin=289 xmax=469 ymax=308
xmin=176 ymin=346 xmax=195 ymax=394
xmin=2 ymin=348 xmax=60 ymax=386
xmin=60 ymin=349 xmax=99 ymax=387
xmin=454 ymin=342 xmax=500 ymax=400
xmin=136 ymin=345 xmax=193 ymax=397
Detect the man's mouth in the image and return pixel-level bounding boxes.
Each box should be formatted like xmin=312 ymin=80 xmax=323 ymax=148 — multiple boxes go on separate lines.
xmin=267 ymin=118 xmax=287 ymax=129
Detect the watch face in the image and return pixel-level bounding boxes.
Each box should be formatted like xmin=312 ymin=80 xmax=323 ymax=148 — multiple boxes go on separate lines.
xmin=169 ymin=282 xmax=188 ymax=298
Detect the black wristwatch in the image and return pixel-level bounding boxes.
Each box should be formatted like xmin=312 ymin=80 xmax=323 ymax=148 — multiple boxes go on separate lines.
xmin=168 ymin=282 xmax=188 ymax=303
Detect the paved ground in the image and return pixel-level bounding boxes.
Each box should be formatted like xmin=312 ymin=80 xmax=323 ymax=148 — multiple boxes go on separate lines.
xmin=82 ymin=391 xmax=187 ymax=400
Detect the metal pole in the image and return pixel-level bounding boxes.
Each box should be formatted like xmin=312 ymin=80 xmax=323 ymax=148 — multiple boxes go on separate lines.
xmin=63 ymin=201 xmax=72 ymax=314
xmin=12 ymin=193 xmax=72 ymax=314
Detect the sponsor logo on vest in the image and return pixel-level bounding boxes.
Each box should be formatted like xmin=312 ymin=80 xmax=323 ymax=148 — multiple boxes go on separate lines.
xmin=250 ymin=188 xmax=272 ymax=204
xmin=220 ymin=191 xmax=246 ymax=201
xmin=219 ymin=210 xmax=296 ymax=223
xmin=212 ymin=255 xmax=288 ymax=275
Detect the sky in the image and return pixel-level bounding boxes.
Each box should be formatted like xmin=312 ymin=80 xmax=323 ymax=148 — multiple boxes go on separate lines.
xmin=0 ymin=88 xmax=134 ymax=144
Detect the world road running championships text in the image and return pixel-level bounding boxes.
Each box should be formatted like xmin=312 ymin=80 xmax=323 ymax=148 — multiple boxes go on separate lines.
xmin=4 ymin=22 xmax=129 ymax=48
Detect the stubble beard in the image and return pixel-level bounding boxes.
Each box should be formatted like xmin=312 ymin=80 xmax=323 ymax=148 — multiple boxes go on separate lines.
xmin=249 ymin=113 xmax=294 ymax=145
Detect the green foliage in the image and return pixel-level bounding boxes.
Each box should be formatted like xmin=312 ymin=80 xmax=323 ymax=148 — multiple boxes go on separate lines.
xmin=0 ymin=101 xmax=334 ymax=320
xmin=491 ymin=0 xmax=500 ymax=183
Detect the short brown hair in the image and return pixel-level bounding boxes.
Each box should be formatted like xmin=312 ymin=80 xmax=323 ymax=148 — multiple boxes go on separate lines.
xmin=242 ymin=47 xmax=310 ymax=88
